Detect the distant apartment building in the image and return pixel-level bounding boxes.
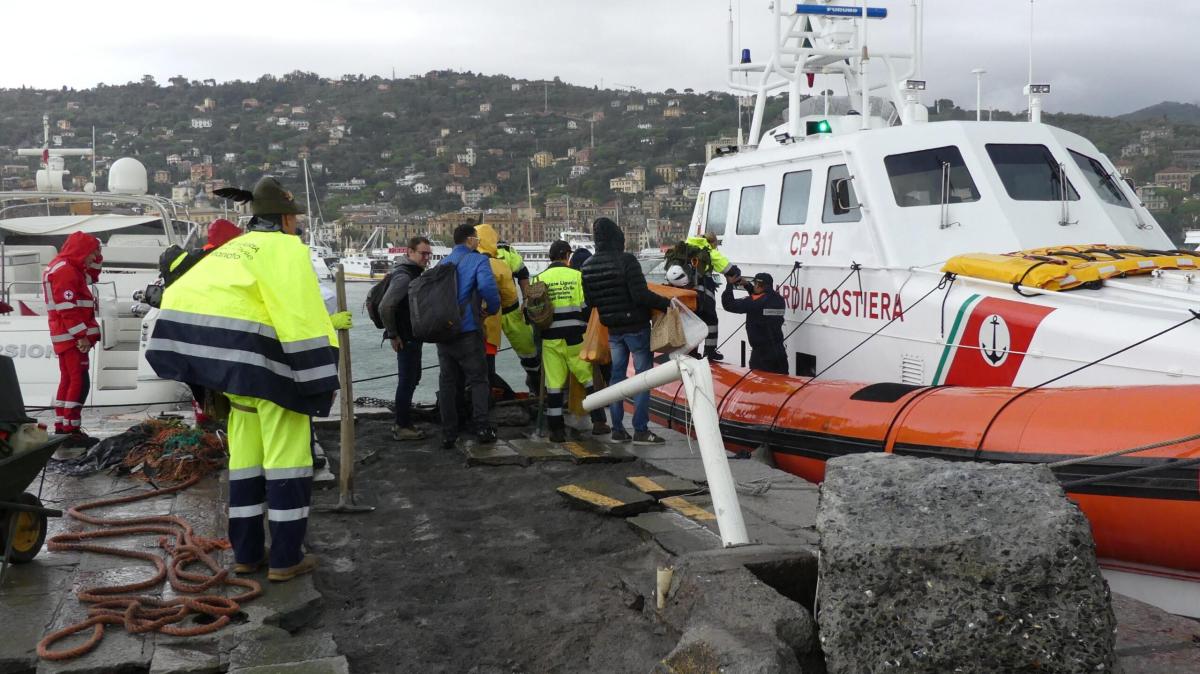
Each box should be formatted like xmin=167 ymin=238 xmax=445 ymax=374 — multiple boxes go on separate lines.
xmin=440 ymin=128 xmax=451 ymax=138
xmin=570 ymin=165 xmax=591 ymax=179
xmin=531 ymin=151 xmax=555 ymax=168
xmin=328 ymin=179 xmax=366 ymax=192
xmin=654 ymin=165 xmax=678 ymax=183
xmin=413 ymin=182 xmax=431 ymax=194
xmin=1154 ymin=167 xmax=1196 ymax=192
xmin=291 ymin=105 xmax=307 ymax=115
xmin=1121 ymin=143 xmax=1152 ymax=159
xmin=449 ymin=162 xmax=471 ymax=179
xmin=1137 ymin=184 xmax=1170 ymax=211
xmin=567 ymin=120 xmax=579 ymax=130
xmin=663 ymin=107 xmax=684 ymax=119
xmin=290 ymin=120 xmax=310 ymax=131
xmin=446 ymin=182 xmax=464 ymax=195
xmin=511 ymin=83 xmax=522 ymax=91
xmin=190 ymin=163 xmax=214 ymax=182
xmin=172 ymin=185 xmax=195 ymax=202
xmin=462 ymin=189 xmax=486 ymax=208
xmin=479 ymin=182 xmax=498 ymax=197
xmin=200 ymin=98 xmax=217 ymax=111
xmin=277 ymin=117 xmax=291 ymax=127
xmin=190 ymin=118 xmax=213 ymax=129
xmin=56 ymin=119 xmax=71 ymax=130
xmin=456 ymin=148 xmax=477 ymax=166
xmin=574 ymin=148 xmax=594 ymax=166
xmin=269 ymin=142 xmax=284 ymax=151
xmin=590 ymin=111 xmax=605 ymax=122
xmin=479 ymin=103 xmax=492 ymax=113
xmin=496 ymin=170 xmax=512 ymax=182
xmin=610 ymin=175 xmax=645 ymax=194
xmin=1140 ymin=127 xmax=1173 ymax=143
xmin=242 ymin=98 xmax=261 ymax=109
xmin=625 ymin=103 xmax=644 ymax=112
xmin=1113 ymin=161 xmax=1134 ymax=178
xmin=166 ymin=154 xmax=182 ymax=166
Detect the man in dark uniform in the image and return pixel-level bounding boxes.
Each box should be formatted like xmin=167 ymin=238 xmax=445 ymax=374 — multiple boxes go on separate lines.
xmin=721 ymin=268 xmax=788 ymax=374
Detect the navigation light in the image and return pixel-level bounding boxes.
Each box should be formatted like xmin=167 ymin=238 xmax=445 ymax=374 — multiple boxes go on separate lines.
xmin=806 ymin=120 xmax=832 ymax=135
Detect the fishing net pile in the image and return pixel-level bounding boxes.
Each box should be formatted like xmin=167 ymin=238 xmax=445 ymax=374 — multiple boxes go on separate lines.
xmin=51 ymin=419 xmax=227 ymax=480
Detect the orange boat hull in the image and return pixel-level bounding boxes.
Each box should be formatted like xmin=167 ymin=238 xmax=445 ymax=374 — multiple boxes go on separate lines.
xmin=645 ymin=363 xmax=1200 ymax=573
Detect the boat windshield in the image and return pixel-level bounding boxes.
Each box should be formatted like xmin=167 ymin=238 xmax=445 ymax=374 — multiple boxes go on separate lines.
xmin=986 ymin=144 xmax=1080 ymax=202
xmin=884 ymin=146 xmax=980 ymax=207
xmin=1069 ymin=150 xmax=1131 ymax=208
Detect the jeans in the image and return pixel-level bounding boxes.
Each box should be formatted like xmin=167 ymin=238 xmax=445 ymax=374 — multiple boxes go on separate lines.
xmin=608 ymin=328 xmax=654 ymax=432
xmin=394 ymin=340 xmax=423 ymax=427
xmin=436 ymin=330 xmax=490 ymax=438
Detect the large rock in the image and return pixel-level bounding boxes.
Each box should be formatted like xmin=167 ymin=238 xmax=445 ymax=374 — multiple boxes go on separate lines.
xmin=816 ymin=454 xmax=1116 ymax=673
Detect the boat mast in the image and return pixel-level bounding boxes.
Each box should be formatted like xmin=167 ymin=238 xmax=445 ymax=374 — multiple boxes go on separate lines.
xmin=303 ymin=157 xmax=313 ymax=246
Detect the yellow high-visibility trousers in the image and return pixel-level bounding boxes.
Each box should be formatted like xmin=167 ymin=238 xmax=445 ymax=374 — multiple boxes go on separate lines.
xmin=226 ymin=393 xmax=313 ymax=570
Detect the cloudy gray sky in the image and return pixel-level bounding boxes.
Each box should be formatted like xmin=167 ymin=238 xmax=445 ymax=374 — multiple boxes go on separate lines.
xmin=5 ymin=1 xmax=1195 ymax=116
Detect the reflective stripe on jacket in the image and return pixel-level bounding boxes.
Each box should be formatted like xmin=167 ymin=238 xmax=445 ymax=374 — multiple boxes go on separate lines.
xmin=145 ymin=231 xmax=340 ymax=416
xmin=533 ymin=262 xmax=587 ymax=345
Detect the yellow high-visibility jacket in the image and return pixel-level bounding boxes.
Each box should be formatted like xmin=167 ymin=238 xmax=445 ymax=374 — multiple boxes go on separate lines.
xmin=146 ymin=231 xmax=340 ymax=416
xmin=533 ymin=262 xmax=588 ymax=345
xmin=685 ymin=236 xmax=731 ymax=274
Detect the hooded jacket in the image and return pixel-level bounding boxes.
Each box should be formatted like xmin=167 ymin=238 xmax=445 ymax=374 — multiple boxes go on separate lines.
xmin=475 ymin=224 xmax=519 ymax=348
xmin=580 ymin=218 xmax=669 ymax=335
xmin=440 ymin=240 xmax=501 ymax=336
xmin=43 ymin=232 xmax=102 ymax=354
xmin=379 ymin=256 xmax=426 ymax=342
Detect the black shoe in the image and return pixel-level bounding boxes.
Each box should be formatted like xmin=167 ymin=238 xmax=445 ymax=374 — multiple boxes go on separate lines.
xmin=441 ymin=437 xmax=458 ymax=450
xmin=633 ymin=431 xmax=666 ymax=445
xmin=548 ymin=428 xmax=567 ymax=443
xmin=475 ymin=426 xmax=497 ymax=444
xmin=705 ymin=350 xmax=725 ymax=362
xmin=611 ymin=428 xmax=632 ymax=443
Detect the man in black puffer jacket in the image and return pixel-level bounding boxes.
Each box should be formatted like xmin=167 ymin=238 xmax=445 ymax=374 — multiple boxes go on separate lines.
xmin=581 ymin=218 xmax=670 ymax=445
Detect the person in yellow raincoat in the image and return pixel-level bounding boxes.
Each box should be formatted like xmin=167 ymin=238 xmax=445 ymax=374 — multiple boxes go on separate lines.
xmin=475 ymin=224 xmax=518 ymax=399
xmin=494 ymin=238 xmax=540 ymax=392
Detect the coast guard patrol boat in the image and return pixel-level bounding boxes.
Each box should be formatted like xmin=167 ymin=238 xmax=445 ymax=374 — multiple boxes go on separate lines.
xmin=688 ymin=1 xmax=1200 ymax=616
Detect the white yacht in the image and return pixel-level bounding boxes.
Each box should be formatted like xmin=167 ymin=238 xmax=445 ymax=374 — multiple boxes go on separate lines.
xmin=1 ymin=141 xmax=194 ymax=408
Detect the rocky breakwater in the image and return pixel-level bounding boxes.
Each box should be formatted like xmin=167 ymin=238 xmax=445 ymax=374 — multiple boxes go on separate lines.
xmin=816 ymin=453 xmax=1116 ymax=673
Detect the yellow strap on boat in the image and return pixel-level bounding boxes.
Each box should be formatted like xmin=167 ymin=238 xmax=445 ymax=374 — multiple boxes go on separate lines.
xmin=942 ymin=245 xmax=1200 ymax=291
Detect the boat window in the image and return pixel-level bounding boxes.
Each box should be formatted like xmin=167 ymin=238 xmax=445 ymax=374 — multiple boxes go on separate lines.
xmin=736 ymin=185 xmax=765 ymax=234
xmin=823 ymin=164 xmax=861 ymax=223
xmin=778 ymin=170 xmax=812 ymax=225
xmin=884 ymin=146 xmax=980 ymax=207
xmin=706 ymin=189 xmax=729 ymax=235
xmin=985 ymin=144 xmax=1079 ymax=202
xmin=1069 ymin=150 xmax=1131 ymax=208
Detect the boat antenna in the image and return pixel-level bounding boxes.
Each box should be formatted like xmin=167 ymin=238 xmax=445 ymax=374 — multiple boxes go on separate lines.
xmin=303 ymin=157 xmax=313 ymax=244
xmin=91 ymin=126 xmax=96 ymax=186
xmin=1027 ymin=0 xmax=1035 ymax=121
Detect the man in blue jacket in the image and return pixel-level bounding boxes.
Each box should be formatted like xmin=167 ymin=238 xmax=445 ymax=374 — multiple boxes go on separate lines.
xmin=438 ymin=223 xmax=502 ymax=448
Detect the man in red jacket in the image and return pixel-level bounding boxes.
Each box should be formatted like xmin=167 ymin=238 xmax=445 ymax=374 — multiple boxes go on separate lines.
xmin=42 ymin=231 xmax=102 ymax=440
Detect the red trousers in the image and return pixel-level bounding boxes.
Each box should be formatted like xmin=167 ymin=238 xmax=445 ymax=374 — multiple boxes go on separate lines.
xmin=54 ymin=347 xmax=90 ymax=433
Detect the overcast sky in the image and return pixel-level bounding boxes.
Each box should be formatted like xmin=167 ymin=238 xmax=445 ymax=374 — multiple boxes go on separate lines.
xmin=4 ymin=1 xmax=1195 ymax=117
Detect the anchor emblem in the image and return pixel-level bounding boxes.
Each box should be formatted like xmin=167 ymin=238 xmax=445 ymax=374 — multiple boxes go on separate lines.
xmin=977 ymin=314 xmax=1010 ymax=367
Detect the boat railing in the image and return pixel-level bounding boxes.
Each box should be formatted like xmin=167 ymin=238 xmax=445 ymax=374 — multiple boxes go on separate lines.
xmin=3 ymin=280 xmax=44 ymax=304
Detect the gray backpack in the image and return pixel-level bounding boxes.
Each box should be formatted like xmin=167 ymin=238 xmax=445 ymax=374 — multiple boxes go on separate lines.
xmin=407 ymin=262 xmax=461 ymax=343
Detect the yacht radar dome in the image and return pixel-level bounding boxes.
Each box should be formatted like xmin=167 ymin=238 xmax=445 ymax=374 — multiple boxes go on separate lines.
xmin=108 ymin=157 xmax=148 ymax=195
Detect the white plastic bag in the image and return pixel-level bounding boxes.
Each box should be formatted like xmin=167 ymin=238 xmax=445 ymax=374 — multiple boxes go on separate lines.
xmin=674 ymin=297 xmax=708 ymax=354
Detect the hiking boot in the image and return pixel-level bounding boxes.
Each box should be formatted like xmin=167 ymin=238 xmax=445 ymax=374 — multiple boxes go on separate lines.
xmin=233 ymin=552 xmax=268 ymax=574
xmin=591 ymin=422 xmax=611 ymax=436
xmin=633 ymin=431 xmax=666 ymax=445
xmin=548 ymin=428 xmax=567 ymax=443
xmin=268 ymin=554 xmax=318 ymax=582
xmin=475 ymin=426 xmax=497 ymax=444
xmin=611 ymin=428 xmax=632 ymax=443
xmin=391 ymin=424 xmax=426 ymax=441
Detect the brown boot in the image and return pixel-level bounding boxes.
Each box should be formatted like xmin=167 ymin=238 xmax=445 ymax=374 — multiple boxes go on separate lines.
xmin=268 ymin=554 xmax=319 ymax=582
xmin=233 ymin=553 xmax=268 ymax=574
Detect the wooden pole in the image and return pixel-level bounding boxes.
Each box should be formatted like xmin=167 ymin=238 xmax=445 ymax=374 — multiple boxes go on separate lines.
xmin=334 ymin=265 xmax=355 ymax=501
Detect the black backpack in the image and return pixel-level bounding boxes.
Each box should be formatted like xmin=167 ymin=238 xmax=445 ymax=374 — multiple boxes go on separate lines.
xmin=407 ymin=262 xmax=461 ymax=343
xmin=365 ymin=271 xmax=396 ymax=330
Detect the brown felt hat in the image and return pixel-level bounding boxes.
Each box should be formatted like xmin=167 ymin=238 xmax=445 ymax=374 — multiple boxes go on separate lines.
xmin=250 ymin=176 xmax=303 ymax=216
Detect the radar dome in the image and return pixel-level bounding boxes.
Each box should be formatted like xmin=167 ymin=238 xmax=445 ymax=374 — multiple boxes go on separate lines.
xmin=108 ymin=157 xmax=148 ymax=195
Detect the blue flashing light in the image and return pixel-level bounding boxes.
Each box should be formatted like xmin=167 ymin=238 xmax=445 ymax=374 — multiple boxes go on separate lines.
xmin=740 ymin=48 xmax=751 ymax=64
xmin=794 ymin=5 xmax=887 ymax=19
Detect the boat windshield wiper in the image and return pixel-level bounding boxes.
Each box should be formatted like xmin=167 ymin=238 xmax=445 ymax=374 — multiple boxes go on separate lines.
xmin=1057 ymin=162 xmax=1077 ymax=226
xmin=939 ymin=161 xmax=960 ymax=230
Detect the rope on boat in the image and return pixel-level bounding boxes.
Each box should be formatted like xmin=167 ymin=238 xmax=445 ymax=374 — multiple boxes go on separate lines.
xmin=1047 ymin=431 xmax=1200 ymax=468
xmin=1061 ymin=456 xmax=1200 ymax=490
xmin=973 ymin=309 xmax=1200 ymax=456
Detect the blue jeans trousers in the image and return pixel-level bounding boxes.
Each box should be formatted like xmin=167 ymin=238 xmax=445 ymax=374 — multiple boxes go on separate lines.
xmin=608 ymin=328 xmax=654 ymax=432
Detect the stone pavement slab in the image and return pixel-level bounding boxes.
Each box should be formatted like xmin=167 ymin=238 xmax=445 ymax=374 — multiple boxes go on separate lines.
xmin=507 ymin=438 xmax=575 ymax=462
xmin=561 ymin=439 xmax=636 ymax=464
xmin=228 ymin=632 xmax=339 ymax=670
xmin=626 ymin=474 xmax=700 ymax=499
xmin=463 ymin=440 xmax=529 ymax=467
xmin=556 ymin=480 xmax=657 ymax=516
xmin=627 ymin=511 xmax=705 ymax=540
xmin=230 ymin=656 xmax=350 ymax=674
xmin=149 ymin=643 xmax=222 ymax=674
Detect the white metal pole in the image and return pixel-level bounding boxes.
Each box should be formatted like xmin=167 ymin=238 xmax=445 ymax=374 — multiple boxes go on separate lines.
xmin=1027 ymin=0 xmax=1035 ymax=121
xmin=972 ymin=68 xmax=986 ymax=122
xmin=582 ymin=355 xmax=750 ymax=548
xmin=859 ymin=0 xmax=870 ymax=130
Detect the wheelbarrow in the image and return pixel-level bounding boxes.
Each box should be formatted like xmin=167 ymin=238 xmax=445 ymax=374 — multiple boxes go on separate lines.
xmin=0 ymin=435 xmax=68 ymax=583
